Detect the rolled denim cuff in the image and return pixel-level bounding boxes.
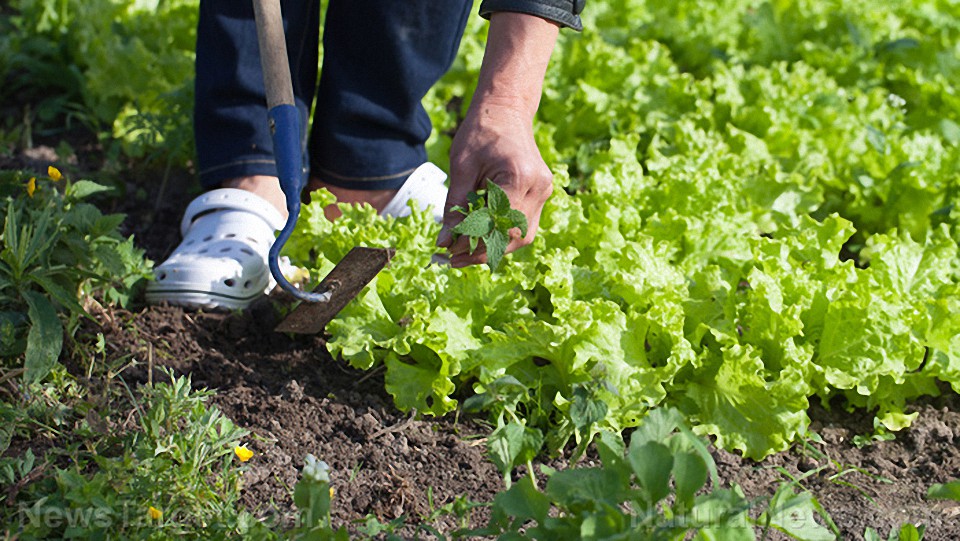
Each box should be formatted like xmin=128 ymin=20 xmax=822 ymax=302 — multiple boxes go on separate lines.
xmin=198 ymin=159 xmax=279 ymax=189
xmin=479 ymin=0 xmax=584 ymax=31
xmin=311 ymin=165 xmax=417 ymax=191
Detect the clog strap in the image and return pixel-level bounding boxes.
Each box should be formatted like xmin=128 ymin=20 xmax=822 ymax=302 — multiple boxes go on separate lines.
xmin=181 ymin=188 xmax=286 ymax=236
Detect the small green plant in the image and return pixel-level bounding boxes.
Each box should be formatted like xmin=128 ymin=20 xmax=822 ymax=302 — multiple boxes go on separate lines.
xmin=354 ymin=493 xmax=478 ymax=540
xmin=464 ymin=375 xmax=545 ymax=488
xmin=796 ymin=437 xmax=894 ymax=503
xmin=450 ymin=181 xmax=528 ymax=271
xmin=466 ymin=377 xmax=612 ymax=490
xmin=927 ymin=479 xmax=960 ymax=501
xmin=0 ymin=167 xmax=152 ymax=384
xmin=6 ymin=371 xmax=274 ymax=540
xmin=287 ymin=456 xmax=481 ymax=541
xmin=0 ymin=447 xmax=39 ymax=505
xmin=864 ymin=523 xmax=925 ymax=541
xmin=468 ymin=408 xmax=836 ymax=540
xmin=851 ymin=418 xmax=897 ymax=448
xmin=289 ymin=454 xmax=348 ymax=540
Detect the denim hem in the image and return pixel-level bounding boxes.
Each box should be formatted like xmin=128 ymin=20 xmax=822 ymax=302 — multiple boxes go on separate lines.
xmin=478 ymin=0 xmax=583 ymax=31
xmin=312 ymin=165 xmax=416 ymax=191
xmin=198 ymin=159 xmax=279 ymax=189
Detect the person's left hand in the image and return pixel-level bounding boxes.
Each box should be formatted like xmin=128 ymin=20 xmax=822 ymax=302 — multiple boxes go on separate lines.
xmin=436 ymin=96 xmax=553 ymax=267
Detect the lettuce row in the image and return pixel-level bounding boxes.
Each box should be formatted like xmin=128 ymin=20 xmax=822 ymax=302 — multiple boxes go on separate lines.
xmin=287 ymin=0 xmax=960 ymax=459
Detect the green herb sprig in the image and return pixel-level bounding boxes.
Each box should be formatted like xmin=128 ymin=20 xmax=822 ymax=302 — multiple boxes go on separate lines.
xmin=450 ymin=182 xmax=528 ymax=271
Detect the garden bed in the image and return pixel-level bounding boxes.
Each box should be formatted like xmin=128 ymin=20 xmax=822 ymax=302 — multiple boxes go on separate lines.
xmin=4 ymin=142 xmax=954 ymax=538
xmin=94 ymin=299 xmax=960 ymax=538
xmin=3 ymin=0 xmax=960 ymax=537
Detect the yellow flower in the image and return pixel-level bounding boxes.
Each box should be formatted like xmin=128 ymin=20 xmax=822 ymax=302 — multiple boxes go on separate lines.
xmin=234 ymin=444 xmax=254 ymax=462
xmin=26 ymin=177 xmax=36 ymax=197
xmin=148 ymin=506 xmax=162 ymax=520
xmin=285 ymin=266 xmax=310 ymax=285
xmin=47 ymin=166 xmax=62 ymax=181
xmin=330 ymin=487 xmax=335 ymax=498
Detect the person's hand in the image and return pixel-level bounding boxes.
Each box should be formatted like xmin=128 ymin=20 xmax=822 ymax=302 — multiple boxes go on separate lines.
xmin=435 ymin=12 xmax=559 ymax=267
xmin=437 ymin=98 xmax=553 ymax=267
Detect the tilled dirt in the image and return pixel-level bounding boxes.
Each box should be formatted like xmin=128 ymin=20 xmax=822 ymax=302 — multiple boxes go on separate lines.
xmin=107 ymin=304 xmax=502 ymax=533
xmin=6 ymin=145 xmax=960 ymax=539
xmin=92 ymin=302 xmax=960 ymax=539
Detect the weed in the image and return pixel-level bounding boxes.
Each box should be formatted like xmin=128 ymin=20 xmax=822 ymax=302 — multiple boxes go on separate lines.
xmin=3 ymin=370 xmax=275 ymax=540
xmin=795 ymin=436 xmax=894 ymax=503
xmin=466 ymin=408 xmax=837 ymax=540
xmin=0 ymin=168 xmax=153 ymax=384
xmin=851 ymin=418 xmax=897 ymax=448
xmin=449 ymin=182 xmax=528 ymax=271
xmin=864 ymin=523 xmax=926 ymax=541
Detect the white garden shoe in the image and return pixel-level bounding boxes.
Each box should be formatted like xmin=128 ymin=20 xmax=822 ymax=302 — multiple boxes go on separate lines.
xmin=146 ymin=164 xmax=448 ymax=310
xmin=380 ymin=162 xmax=447 ymax=221
xmin=381 ymin=162 xmax=450 ymax=266
xmin=145 ymin=188 xmax=286 ymax=310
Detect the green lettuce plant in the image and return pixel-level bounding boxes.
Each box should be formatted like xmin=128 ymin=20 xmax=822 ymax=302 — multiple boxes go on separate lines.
xmin=287 ymin=0 xmax=960 ymax=461
xmin=4 ymin=0 xmax=198 ymax=163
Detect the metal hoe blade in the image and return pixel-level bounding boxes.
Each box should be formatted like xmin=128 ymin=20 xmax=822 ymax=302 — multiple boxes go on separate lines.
xmin=275 ymin=247 xmax=394 ymax=334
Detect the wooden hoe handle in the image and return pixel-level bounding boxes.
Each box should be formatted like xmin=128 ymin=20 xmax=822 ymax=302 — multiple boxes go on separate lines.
xmin=252 ymin=0 xmax=295 ymax=109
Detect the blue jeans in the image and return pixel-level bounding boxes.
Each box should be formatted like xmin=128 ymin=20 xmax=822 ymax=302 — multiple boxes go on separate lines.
xmin=194 ymin=0 xmax=473 ymax=190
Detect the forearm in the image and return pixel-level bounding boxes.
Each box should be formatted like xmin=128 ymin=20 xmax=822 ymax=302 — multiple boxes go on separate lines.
xmin=472 ymin=12 xmax=559 ymax=120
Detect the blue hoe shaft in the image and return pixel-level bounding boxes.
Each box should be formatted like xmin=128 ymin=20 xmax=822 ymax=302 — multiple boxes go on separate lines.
xmin=254 ymin=0 xmax=331 ymax=303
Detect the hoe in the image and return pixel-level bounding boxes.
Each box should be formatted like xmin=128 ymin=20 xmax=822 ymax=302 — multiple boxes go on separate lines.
xmin=252 ymin=0 xmax=393 ymax=334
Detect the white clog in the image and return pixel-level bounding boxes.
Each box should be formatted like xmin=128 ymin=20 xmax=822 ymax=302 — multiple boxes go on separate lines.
xmin=145 ymin=188 xmax=285 ymax=310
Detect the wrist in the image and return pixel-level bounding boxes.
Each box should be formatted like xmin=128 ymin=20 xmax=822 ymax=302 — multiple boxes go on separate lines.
xmin=473 ymin=12 xmax=559 ymax=118
xmin=467 ymin=93 xmax=537 ymax=125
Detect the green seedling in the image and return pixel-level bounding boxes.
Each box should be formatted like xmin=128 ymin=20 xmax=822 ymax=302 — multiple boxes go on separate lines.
xmin=450 ymin=181 xmax=528 ymax=271
xmin=852 ymin=418 xmax=897 ymax=448
xmin=864 ymin=523 xmax=926 ymax=541
xmin=795 ymin=438 xmax=894 ymax=504
xmin=468 ymin=408 xmax=838 ymax=540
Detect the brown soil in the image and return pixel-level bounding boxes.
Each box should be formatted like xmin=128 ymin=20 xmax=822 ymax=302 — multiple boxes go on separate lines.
xmin=100 ymin=303 xmax=502 ymax=534
xmin=92 ymin=301 xmax=960 ymax=539
xmin=5 ymin=142 xmax=960 ymax=539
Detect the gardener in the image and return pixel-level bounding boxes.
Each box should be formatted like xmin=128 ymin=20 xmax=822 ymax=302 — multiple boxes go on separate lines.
xmin=146 ymin=0 xmax=584 ymax=310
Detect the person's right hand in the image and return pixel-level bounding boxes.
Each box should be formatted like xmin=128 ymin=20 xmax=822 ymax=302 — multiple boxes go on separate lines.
xmin=435 ymin=12 xmax=560 ymax=267
xmin=438 ymin=96 xmax=553 ymax=267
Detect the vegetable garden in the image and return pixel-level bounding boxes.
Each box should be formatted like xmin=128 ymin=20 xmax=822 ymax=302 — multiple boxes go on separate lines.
xmin=1 ymin=0 xmax=959 ymax=539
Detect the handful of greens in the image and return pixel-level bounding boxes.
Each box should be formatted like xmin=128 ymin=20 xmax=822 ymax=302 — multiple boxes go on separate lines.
xmin=450 ymin=182 xmax=528 ymax=271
